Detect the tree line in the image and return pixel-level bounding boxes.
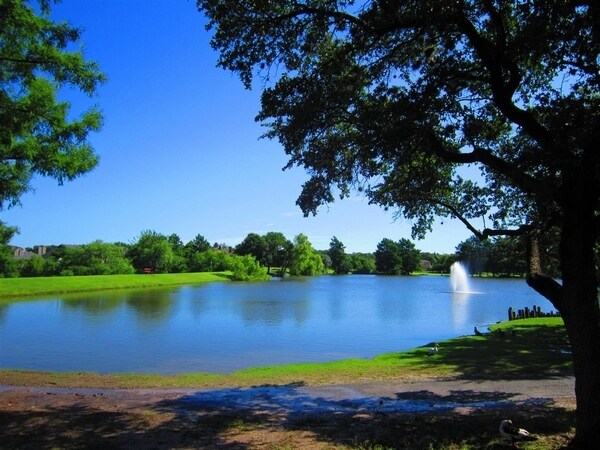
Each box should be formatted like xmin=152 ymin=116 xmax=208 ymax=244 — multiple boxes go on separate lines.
xmin=2 ymin=221 xmax=566 ymax=280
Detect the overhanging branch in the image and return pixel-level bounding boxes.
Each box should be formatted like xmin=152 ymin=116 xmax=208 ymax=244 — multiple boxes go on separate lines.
xmin=436 ymin=198 xmax=534 ymax=240
xmin=426 ymin=131 xmax=543 ymax=196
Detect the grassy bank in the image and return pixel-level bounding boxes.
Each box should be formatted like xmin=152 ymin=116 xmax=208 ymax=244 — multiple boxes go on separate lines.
xmin=0 ymin=318 xmax=571 ymax=389
xmin=0 ymin=272 xmax=231 ymax=300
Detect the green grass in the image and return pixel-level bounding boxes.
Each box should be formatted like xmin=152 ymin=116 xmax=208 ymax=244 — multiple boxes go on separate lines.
xmin=0 ymin=317 xmax=571 ymax=389
xmin=0 ymin=272 xmax=232 ymax=300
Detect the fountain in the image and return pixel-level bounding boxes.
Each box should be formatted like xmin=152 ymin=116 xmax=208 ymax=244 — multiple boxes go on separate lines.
xmin=450 ymin=261 xmax=470 ymax=293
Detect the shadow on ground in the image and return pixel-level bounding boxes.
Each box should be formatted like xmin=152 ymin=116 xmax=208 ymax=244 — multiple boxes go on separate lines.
xmin=0 ymin=381 xmax=575 ymax=449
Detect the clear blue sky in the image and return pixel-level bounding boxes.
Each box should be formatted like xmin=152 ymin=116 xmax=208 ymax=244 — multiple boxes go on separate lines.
xmin=4 ymin=0 xmax=473 ymax=254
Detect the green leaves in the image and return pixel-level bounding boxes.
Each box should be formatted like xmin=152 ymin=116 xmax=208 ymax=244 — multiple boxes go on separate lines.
xmin=0 ymin=0 xmax=105 ymax=209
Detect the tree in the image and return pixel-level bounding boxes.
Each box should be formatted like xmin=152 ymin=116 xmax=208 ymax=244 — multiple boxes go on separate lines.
xmin=288 ymin=233 xmax=324 ymax=276
xmin=167 ymin=233 xmax=188 ymax=273
xmin=397 ymin=238 xmax=420 ymax=275
xmin=0 ymin=0 xmax=105 ymax=209
xmin=263 ymin=231 xmax=293 ymax=275
xmin=234 ymin=233 xmax=267 ymax=264
xmin=328 ymin=236 xmax=350 ymax=274
xmin=57 ymin=241 xmax=134 ymax=275
xmin=127 ymin=231 xmax=175 ymax=273
xmin=349 ymin=253 xmax=375 ymax=274
xmin=185 ymin=234 xmax=211 ymax=254
xmin=423 ymin=253 xmax=456 ymax=275
xmin=229 ymin=254 xmax=269 ymax=281
xmin=456 ymin=236 xmax=492 ymax=276
xmin=374 ymin=238 xmax=402 ymax=274
xmin=198 ymin=1 xmax=600 ymax=445
xmin=0 ymin=221 xmax=18 ymax=277
xmin=19 ymin=254 xmax=45 ymax=277
xmin=488 ymin=236 xmax=527 ymax=277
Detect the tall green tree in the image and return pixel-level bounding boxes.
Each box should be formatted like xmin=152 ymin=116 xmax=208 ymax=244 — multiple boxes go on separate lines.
xmin=374 ymin=238 xmax=402 ymax=274
xmin=234 ymin=232 xmax=267 ymax=264
xmin=0 ymin=221 xmax=18 ymax=277
xmin=0 ymin=0 xmax=105 ymax=209
xmin=397 ymin=238 xmax=420 ymax=275
xmin=288 ymin=233 xmax=324 ymax=276
xmin=328 ymin=236 xmax=350 ymax=274
xmin=127 ymin=231 xmax=175 ymax=274
xmin=184 ymin=234 xmax=211 ymax=258
xmin=198 ymin=2 xmax=600 ymax=444
xmin=263 ymin=231 xmax=292 ymax=275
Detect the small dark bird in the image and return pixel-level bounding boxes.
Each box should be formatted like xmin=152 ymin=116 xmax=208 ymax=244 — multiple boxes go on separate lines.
xmin=474 ymin=326 xmax=483 ymax=336
xmin=499 ymin=419 xmax=537 ymax=444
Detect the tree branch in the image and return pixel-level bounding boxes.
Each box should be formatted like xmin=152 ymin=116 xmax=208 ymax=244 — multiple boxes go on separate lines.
xmin=525 ymin=230 xmax=563 ymax=310
xmin=435 ymin=199 xmax=484 ymax=239
xmin=425 ymin=131 xmax=543 ymax=195
xmin=454 ymin=12 xmax=553 ymax=150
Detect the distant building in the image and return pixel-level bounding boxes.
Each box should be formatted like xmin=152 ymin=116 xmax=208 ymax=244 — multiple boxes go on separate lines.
xmin=12 ymin=246 xmax=47 ymax=260
xmin=420 ymin=259 xmax=432 ymax=271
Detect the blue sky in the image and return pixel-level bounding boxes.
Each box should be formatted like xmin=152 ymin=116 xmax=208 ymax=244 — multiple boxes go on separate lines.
xmin=3 ymin=0 xmax=473 ymax=254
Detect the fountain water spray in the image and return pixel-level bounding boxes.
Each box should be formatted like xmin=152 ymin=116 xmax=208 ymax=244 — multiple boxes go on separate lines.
xmin=450 ymin=261 xmax=470 ymax=293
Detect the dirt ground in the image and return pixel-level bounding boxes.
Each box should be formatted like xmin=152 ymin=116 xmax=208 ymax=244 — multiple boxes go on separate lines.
xmin=0 ymin=376 xmax=577 ymax=449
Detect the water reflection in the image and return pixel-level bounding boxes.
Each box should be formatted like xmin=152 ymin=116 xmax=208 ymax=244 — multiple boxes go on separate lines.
xmin=61 ymin=293 xmax=126 ymax=316
xmin=126 ymin=289 xmax=174 ymax=322
xmin=56 ymin=289 xmax=179 ymax=324
xmin=239 ymin=297 xmax=310 ymax=325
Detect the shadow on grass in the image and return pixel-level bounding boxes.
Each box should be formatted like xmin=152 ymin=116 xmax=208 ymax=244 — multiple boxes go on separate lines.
xmin=0 ymin=382 xmax=575 ymax=449
xmin=407 ymin=321 xmax=573 ymax=380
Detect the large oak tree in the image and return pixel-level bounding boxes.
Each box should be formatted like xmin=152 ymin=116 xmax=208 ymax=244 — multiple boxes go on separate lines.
xmin=198 ymin=1 xmax=599 ymax=446
xmin=0 ymin=0 xmax=104 ymax=209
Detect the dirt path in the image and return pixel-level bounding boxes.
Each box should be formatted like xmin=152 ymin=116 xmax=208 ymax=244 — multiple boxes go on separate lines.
xmin=0 ymin=376 xmax=576 ymax=449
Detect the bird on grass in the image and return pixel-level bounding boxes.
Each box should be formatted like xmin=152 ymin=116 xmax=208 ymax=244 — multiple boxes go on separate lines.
xmin=427 ymin=343 xmax=439 ymax=356
xmin=474 ymin=326 xmax=483 ymax=336
xmin=499 ymin=419 xmax=537 ymax=445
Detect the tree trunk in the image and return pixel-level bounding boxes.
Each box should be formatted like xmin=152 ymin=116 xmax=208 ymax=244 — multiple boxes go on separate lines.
xmin=527 ymin=199 xmax=600 ymax=448
xmin=559 ymin=202 xmax=600 ymax=449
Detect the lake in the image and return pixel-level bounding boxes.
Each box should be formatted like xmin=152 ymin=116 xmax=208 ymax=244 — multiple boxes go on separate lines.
xmin=0 ymin=275 xmax=555 ymax=374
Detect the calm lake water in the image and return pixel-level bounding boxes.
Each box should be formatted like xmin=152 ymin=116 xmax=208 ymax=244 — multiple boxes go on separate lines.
xmin=0 ymin=275 xmax=555 ymax=374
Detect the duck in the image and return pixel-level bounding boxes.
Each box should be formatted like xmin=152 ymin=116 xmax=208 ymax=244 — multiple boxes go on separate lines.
xmin=499 ymin=419 xmax=537 ymax=444
xmin=474 ymin=326 xmax=483 ymax=336
xmin=427 ymin=343 xmax=439 ymax=356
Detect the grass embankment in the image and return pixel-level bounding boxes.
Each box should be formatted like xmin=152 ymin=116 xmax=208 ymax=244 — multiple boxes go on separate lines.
xmin=0 ymin=318 xmax=571 ymax=389
xmin=0 ymin=272 xmax=231 ymax=300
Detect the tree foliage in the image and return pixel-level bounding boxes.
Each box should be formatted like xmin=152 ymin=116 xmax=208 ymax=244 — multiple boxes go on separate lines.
xmin=57 ymin=241 xmax=134 ymax=276
xmin=375 ymin=238 xmax=402 ymax=274
xmin=127 ymin=231 xmax=176 ymax=274
xmin=328 ymin=236 xmax=350 ymax=274
xmin=288 ymin=233 xmax=325 ymax=276
xmin=263 ymin=231 xmax=293 ymax=274
xmin=198 ymin=1 xmax=600 ymax=444
xmin=0 ymin=221 xmax=19 ymax=277
xmin=234 ymin=232 xmax=266 ymax=263
xmin=397 ymin=238 xmax=420 ymax=275
xmin=0 ymin=0 xmax=105 ymax=209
